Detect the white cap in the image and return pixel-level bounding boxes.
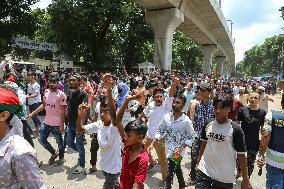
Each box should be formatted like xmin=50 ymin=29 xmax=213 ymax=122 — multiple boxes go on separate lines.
xmin=258 ymin=86 xmax=265 ymax=91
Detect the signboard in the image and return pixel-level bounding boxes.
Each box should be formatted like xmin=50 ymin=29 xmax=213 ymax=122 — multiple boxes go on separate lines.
xmin=12 ymin=38 xmax=58 ymax=52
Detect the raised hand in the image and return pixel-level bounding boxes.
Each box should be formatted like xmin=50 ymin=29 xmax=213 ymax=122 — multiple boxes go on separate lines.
xmin=171 ymin=76 xmax=179 ymax=86
xmin=78 ymin=102 xmax=88 ymax=118
xmin=103 ymin=73 xmax=114 ymax=90
xmin=126 ymin=89 xmax=146 ymax=102
xmin=26 ymin=114 xmax=33 ymax=120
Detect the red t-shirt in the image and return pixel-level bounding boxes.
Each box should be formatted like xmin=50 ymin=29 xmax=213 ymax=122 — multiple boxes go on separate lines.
xmin=119 ymin=146 xmax=149 ymax=189
xmin=229 ymin=99 xmax=243 ymax=121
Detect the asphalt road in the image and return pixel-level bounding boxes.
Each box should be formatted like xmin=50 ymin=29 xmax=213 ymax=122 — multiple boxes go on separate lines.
xmin=32 ymin=94 xmax=281 ymax=189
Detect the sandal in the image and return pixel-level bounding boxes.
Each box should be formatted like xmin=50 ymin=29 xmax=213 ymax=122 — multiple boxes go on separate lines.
xmin=84 ymin=168 xmax=97 ymax=175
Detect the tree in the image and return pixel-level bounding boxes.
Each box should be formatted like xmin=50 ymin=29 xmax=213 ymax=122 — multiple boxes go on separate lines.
xmin=0 ymin=0 xmax=38 ymax=56
xmin=48 ymin=0 xmax=153 ymax=68
xmin=172 ymin=31 xmax=203 ymax=72
xmin=280 ymin=6 xmax=284 ymax=20
xmin=237 ymin=34 xmax=284 ymax=77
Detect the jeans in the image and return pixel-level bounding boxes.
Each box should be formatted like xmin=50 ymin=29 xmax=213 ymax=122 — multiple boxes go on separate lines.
xmin=90 ymin=135 xmax=99 ymax=166
xmin=102 ymin=171 xmax=119 ymax=189
xmin=29 ymin=102 xmax=42 ymax=128
xmin=266 ymin=164 xmax=284 ymax=189
xmin=166 ymin=159 xmax=186 ymax=189
xmin=236 ymin=149 xmax=258 ymax=177
xmin=66 ymin=126 xmax=85 ymax=167
xmin=190 ymin=138 xmax=201 ymax=181
xmin=39 ymin=123 xmax=64 ymax=159
xmin=196 ymin=170 xmax=233 ymax=189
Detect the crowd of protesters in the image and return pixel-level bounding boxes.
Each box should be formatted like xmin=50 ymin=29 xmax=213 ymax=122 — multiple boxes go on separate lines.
xmin=0 ymin=56 xmax=284 ymax=189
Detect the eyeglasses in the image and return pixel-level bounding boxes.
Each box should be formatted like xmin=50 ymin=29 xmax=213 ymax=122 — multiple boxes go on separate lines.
xmin=249 ymin=97 xmax=259 ymax=100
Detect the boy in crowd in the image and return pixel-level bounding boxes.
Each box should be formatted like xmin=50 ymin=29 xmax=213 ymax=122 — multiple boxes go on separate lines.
xmin=148 ymin=93 xmax=196 ymax=189
xmin=26 ymin=72 xmax=42 ymax=133
xmin=236 ymin=92 xmax=266 ymax=178
xmin=195 ymin=94 xmax=251 ymax=189
xmin=103 ymin=72 xmax=149 ymax=189
xmin=66 ymin=74 xmax=88 ymax=174
xmin=139 ymin=76 xmax=177 ymax=188
xmin=28 ymin=73 xmax=67 ymax=165
xmin=76 ymin=75 xmax=121 ymax=188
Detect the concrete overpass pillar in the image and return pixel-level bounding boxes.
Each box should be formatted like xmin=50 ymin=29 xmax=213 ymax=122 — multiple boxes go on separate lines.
xmin=223 ymin=62 xmax=231 ymax=77
xmin=215 ymin=56 xmax=226 ymax=76
xmin=200 ymin=45 xmax=217 ymax=74
xmin=146 ymin=8 xmax=184 ymax=71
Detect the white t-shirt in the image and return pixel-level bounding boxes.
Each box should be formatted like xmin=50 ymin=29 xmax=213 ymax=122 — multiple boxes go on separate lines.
xmin=233 ymin=86 xmax=240 ymax=96
xmin=83 ymin=121 xmax=122 ymax=174
xmin=198 ymin=119 xmax=246 ymax=183
xmin=27 ymin=82 xmax=41 ymax=105
xmin=143 ymin=97 xmax=173 ymax=139
xmin=95 ymin=102 xmax=101 ymax=121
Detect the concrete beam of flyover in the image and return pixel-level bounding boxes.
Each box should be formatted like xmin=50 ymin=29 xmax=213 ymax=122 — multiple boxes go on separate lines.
xmin=133 ymin=0 xmax=235 ymax=66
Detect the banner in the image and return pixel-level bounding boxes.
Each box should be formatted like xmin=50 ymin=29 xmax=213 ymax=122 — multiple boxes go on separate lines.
xmin=11 ymin=38 xmax=58 ymax=52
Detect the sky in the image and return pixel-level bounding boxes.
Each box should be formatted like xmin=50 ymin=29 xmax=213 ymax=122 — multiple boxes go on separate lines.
xmin=31 ymin=0 xmax=284 ymax=63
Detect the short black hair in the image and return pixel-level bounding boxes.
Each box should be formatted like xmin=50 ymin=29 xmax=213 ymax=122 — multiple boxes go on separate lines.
xmin=213 ymin=94 xmax=233 ymax=108
xmin=145 ymin=80 xmax=158 ymax=90
xmin=175 ymin=94 xmax=187 ymax=106
xmin=153 ymin=88 xmax=164 ymax=97
xmin=125 ymin=120 xmax=147 ymax=137
xmin=27 ymin=71 xmax=36 ymax=77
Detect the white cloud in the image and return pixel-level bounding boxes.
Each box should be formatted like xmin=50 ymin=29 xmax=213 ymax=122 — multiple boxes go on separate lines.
xmin=234 ymin=22 xmax=282 ymax=62
xmin=222 ymin=0 xmax=284 ymax=63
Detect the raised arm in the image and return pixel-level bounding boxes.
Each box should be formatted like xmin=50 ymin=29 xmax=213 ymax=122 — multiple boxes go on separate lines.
xmin=103 ymin=73 xmax=116 ymax=123
xmin=115 ymin=91 xmax=145 ymax=139
xmin=168 ymin=76 xmax=179 ymax=97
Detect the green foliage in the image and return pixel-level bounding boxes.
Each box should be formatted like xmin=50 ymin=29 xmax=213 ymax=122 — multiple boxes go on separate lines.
xmin=237 ymin=34 xmax=284 ymax=77
xmin=47 ymin=0 xmax=154 ymax=70
xmin=280 ymin=6 xmax=284 ymax=20
xmin=172 ymin=31 xmax=203 ymax=72
xmin=0 ymin=0 xmax=38 ymax=56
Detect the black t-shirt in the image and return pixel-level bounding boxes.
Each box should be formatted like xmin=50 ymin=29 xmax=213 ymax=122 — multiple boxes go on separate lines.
xmin=237 ymin=106 xmax=266 ymax=150
xmin=67 ymin=89 xmax=88 ymax=127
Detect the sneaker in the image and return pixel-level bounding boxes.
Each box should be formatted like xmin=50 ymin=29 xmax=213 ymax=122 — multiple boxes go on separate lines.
xmin=72 ymin=166 xmax=86 ymax=174
xmin=54 ymin=159 xmax=65 ymax=166
xmin=48 ymin=153 xmax=59 ymax=165
xmin=158 ymin=180 xmax=166 ymax=189
xmin=147 ymin=161 xmax=158 ymax=172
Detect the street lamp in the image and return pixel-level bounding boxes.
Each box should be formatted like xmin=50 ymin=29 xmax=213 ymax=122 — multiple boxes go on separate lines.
xmin=226 ymin=19 xmax=233 ymax=36
xmin=281 ymin=41 xmax=284 ymax=80
xmin=281 ymin=27 xmax=284 ymax=80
